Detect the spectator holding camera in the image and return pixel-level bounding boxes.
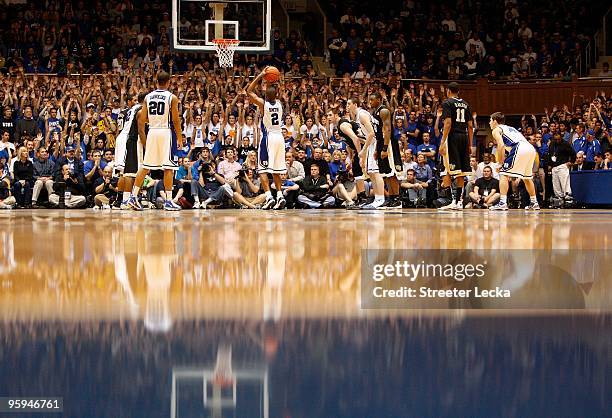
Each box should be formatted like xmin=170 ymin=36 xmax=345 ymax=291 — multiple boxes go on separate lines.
xmin=93 ymin=166 xmax=117 ymax=209
xmin=234 ymin=168 xmax=267 ymax=209
xmin=50 ymin=163 xmax=86 ymax=208
xmin=54 ymin=144 xmax=84 ymax=183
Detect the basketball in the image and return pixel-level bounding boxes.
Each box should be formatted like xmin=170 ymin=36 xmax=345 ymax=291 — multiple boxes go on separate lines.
xmin=264 ymin=66 xmax=280 ymax=83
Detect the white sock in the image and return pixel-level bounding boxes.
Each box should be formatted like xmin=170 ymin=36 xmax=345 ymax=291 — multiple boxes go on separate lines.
xmin=500 ymin=195 xmax=507 ymax=204
xmin=132 ymin=186 xmax=140 ymax=197
xmin=194 ymin=196 xmax=200 ymax=204
xmin=530 ymin=196 xmax=538 ymax=204
xmin=265 ymin=190 xmax=273 ymax=200
xmin=165 ymin=191 xmax=173 ymax=202
xmin=122 ymin=192 xmax=130 ymax=202
xmin=374 ymin=195 xmax=385 ymax=203
xmin=203 ymin=198 xmax=212 ymax=206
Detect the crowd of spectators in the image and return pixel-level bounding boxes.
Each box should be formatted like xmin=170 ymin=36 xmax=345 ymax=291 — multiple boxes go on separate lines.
xmin=0 ymin=0 xmax=611 ymax=210
xmin=1 ymin=0 xmax=610 ymax=81
xmin=324 ymin=0 xmax=609 ymax=79
xmin=0 ymin=0 xmax=311 ymax=77
xmin=0 ymin=65 xmax=610 ymax=210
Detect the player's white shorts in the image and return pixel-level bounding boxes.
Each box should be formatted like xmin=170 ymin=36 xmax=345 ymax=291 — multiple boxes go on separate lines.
xmin=114 ymin=132 xmax=127 ymax=172
xmin=500 ymin=142 xmax=536 ymax=179
xmin=114 ymin=133 xmax=143 ymax=177
xmin=258 ymin=131 xmax=287 ymax=174
xmin=365 ymin=142 xmax=379 ymax=174
xmin=142 ymin=128 xmax=177 ymax=171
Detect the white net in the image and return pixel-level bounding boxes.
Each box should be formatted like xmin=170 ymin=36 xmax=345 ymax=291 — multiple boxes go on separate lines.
xmin=213 ymin=39 xmax=240 ymax=68
xmin=213 ymin=344 xmax=235 ymax=388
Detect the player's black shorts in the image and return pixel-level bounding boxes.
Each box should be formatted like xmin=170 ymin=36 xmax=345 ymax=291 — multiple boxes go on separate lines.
xmin=352 ymin=150 xmax=363 ymax=179
xmin=376 ymin=137 xmax=402 ymax=177
xmin=124 ymin=137 xmax=140 ymax=177
xmin=444 ymin=133 xmax=471 ymax=176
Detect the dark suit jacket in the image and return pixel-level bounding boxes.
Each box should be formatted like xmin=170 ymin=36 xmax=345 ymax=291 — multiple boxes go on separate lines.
xmin=571 ymin=161 xmax=595 ymax=171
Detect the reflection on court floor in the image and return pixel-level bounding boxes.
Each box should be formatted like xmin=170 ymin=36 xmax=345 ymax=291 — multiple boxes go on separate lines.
xmin=0 ymin=210 xmax=610 ymax=323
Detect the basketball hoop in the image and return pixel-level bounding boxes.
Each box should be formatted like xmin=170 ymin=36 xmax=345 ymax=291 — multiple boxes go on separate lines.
xmin=211 ymin=344 xmax=235 ymax=389
xmin=212 ymin=39 xmax=239 ymax=68
xmin=212 ymin=371 xmax=235 ymax=389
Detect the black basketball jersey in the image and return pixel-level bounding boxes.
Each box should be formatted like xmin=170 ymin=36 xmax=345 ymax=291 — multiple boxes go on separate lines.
xmin=338 ymin=118 xmax=364 ymax=150
xmin=441 ymin=97 xmax=472 ymax=135
xmin=120 ymin=104 xmax=142 ymax=143
xmin=371 ymin=105 xmax=388 ymax=143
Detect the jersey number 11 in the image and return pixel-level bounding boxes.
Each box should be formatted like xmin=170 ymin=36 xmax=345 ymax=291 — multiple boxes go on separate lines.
xmin=456 ymin=108 xmax=466 ymax=123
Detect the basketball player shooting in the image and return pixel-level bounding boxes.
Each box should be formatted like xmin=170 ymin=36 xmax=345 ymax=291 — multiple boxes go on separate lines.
xmin=438 ymin=82 xmax=473 ymax=211
xmin=488 ymin=112 xmax=540 ymax=211
xmin=246 ymin=67 xmax=287 ymax=210
xmin=127 ymin=71 xmax=184 ymax=211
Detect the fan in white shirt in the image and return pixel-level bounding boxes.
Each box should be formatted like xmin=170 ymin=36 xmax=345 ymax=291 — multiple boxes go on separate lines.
xmin=475 ymin=153 xmax=501 ymax=180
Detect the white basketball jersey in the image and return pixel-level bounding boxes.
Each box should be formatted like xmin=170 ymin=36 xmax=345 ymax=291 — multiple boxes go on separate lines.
xmin=356 ymin=108 xmax=374 ymax=134
xmin=145 ymin=90 xmax=173 ymax=129
xmin=499 ymin=124 xmax=528 ymax=148
xmin=263 ymin=100 xmax=283 ymax=134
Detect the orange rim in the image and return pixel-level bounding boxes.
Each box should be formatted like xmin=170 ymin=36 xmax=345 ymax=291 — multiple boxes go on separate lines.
xmin=212 ymin=39 xmax=240 ymax=46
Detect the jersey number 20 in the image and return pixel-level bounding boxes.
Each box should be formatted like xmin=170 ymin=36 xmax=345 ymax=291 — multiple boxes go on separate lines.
xmin=149 ymin=101 xmax=166 ymax=115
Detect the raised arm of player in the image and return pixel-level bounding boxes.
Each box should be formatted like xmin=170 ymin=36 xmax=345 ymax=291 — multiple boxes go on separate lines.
xmin=137 ymin=101 xmax=148 ymax=147
xmin=491 ymin=126 xmax=505 ymax=166
xmin=171 ymin=95 xmax=183 ymax=148
xmin=339 ymin=121 xmax=363 ymax=153
xmin=246 ymin=69 xmax=267 ymax=111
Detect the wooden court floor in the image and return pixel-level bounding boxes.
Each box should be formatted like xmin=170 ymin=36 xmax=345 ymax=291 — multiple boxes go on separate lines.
xmin=0 ymin=209 xmax=610 ymax=321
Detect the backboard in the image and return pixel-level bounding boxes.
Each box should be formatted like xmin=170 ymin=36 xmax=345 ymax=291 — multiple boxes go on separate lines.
xmin=172 ymin=0 xmax=272 ymax=52
xmin=171 ymin=344 xmax=269 ymax=418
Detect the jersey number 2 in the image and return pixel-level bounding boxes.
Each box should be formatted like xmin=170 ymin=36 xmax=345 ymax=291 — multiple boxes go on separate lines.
xmin=271 ymin=113 xmax=279 ymax=126
xmin=149 ymin=101 xmax=166 ymax=116
xmin=456 ymin=108 xmax=465 ymax=123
